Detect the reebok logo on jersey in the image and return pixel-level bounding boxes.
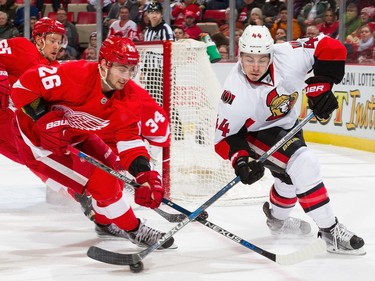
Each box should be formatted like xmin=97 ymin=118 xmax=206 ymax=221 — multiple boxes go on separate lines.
xmin=46 ymin=120 xmax=68 ymax=130
xmin=221 ymin=90 xmax=235 ymax=104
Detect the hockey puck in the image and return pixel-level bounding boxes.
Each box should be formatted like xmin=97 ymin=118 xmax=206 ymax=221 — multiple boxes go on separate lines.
xmin=129 ymin=261 xmax=144 ymax=273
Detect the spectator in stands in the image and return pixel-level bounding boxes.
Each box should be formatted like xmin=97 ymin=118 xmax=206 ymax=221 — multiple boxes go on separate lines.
xmin=30 ymin=15 xmax=37 ymax=30
xmin=305 ymin=25 xmax=320 ymax=38
xmin=297 ymin=0 xmax=336 ymax=34
xmin=269 ymin=5 xmax=302 ymax=40
xmin=36 ymin=0 xmax=60 ymax=13
xmin=218 ymin=8 xmax=244 ymax=38
xmin=56 ymin=8 xmax=79 ymax=59
xmin=357 ymin=24 xmax=375 ymax=63
xmin=234 ymin=27 xmax=243 ymax=55
xmin=138 ymin=9 xmax=150 ymax=41
xmin=87 ymin=0 xmax=113 ymax=14
xmin=236 ymin=0 xmax=264 ymax=26
xmin=103 ymin=0 xmax=126 ymax=38
xmin=344 ymin=2 xmax=362 ymax=38
xmin=13 ymin=0 xmax=39 ymax=33
xmin=211 ymin=31 xmax=229 ymax=47
xmin=262 ymin=0 xmax=284 ymax=28
xmin=274 ymin=27 xmax=287 ymax=42
xmin=84 ymin=46 xmax=97 ymax=60
xmin=81 ymin=32 xmax=97 ymax=60
xmin=56 ymin=47 xmax=75 ymax=61
xmin=247 ymin=7 xmax=263 ymax=26
xmin=171 ymin=0 xmax=201 ymax=27
xmin=183 ymin=10 xmax=202 ymax=40
xmin=359 ymin=6 xmax=375 ymax=32
xmin=173 ymin=25 xmax=186 ymax=40
xmin=0 ymin=0 xmax=17 ymax=24
xmin=0 ymin=11 xmax=18 ymax=38
xmin=108 ymin=6 xmax=139 ymax=41
xmin=217 ymin=44 xmax=229 ymax=61
xmin=317 ymin=8 xmax=339 ymax=38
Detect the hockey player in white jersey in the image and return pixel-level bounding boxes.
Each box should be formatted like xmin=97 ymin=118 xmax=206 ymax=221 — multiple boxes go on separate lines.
xmin=214 ymin=25 xmax=365 ymax=255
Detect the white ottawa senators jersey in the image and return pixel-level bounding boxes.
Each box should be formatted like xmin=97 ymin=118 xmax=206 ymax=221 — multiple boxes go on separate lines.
xmin=214 ymin=34 xmax=344 ymax=160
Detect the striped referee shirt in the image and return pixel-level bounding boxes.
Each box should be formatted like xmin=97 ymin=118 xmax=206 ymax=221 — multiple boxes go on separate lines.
xmin=143 ymin=20 xmax=175 ymax=41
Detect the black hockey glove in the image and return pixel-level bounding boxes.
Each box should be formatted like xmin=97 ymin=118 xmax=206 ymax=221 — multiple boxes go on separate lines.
xmin=234 ymin=157 xmax=265 ymax=185
xmin=305 ymin=76 xmax=338 ymax=120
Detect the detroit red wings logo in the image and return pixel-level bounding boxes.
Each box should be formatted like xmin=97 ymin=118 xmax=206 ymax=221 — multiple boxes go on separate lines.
xmin=221 ymin=90 xmax=235 ymax=104
xmin=266 ymin=89 xmax=298 ymax=121
xmin=51 ymin=105 xmax=110 ymax=131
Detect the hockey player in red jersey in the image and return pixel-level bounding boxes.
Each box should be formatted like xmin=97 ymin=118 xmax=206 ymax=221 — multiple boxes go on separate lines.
xmin=11 ymin=36 xmax=174 ymax=248
xmin=0 ymin=17 xmax=65 ymax=165
xmin=214 ymin=25 xmax=365 ymax=255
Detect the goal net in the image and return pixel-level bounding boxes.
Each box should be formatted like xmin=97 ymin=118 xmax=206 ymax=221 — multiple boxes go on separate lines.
xmin=134 ymin=39 xmax=271 ymax=205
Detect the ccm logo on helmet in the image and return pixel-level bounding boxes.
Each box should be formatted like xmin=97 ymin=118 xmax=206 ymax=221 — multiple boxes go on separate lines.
xmin=46 ymin=120 xmax=68 ymax=129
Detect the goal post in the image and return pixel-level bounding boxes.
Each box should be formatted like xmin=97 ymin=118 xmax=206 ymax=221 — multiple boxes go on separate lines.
xmin=134 ymin=39 xmax=271 ymax=205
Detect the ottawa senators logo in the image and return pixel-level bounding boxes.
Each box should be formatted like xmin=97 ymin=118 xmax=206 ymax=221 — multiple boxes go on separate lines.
xmin=266 ymin=89 xmax=298 ymax=121
xmin=221 ymin=90 xmax=235 ymax=104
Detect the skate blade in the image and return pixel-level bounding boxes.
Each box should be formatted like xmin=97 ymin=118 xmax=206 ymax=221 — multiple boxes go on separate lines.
xmin=327 ymin=246 xmax=366 ymax=256
xmin=270 ymin=231 xmax=314 ymax=238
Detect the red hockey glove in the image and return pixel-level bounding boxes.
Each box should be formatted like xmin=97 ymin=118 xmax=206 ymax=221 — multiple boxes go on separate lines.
xmin=234 ymin=157 xmax=265 ymax=185
xmin=0 ymin=69 xmax=10 ymax=111
xmin=305 ymin=76 xmax=338 ymax=120
xmin=35 ymin=111 xmax=71 ymax=156
xmin=135 ymin=171 xmax=164 ymax=209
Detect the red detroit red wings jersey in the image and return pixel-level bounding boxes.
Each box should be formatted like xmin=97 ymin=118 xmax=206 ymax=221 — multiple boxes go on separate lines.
xmin=0 ymin=37 xmax=58 ymax=85
xmin=12 ymin=60 xmax=170 ymax=170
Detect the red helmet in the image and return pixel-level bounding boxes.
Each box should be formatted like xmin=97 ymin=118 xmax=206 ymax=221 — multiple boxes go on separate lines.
xmin=32 ymin=17 xmax=66 ymax=40
xmin=99 ymin=36 xmax=139 ymax=66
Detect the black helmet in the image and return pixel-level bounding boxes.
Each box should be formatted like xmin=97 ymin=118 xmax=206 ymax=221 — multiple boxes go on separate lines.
xmin=147 ymin=1 xmax=163 ymax=13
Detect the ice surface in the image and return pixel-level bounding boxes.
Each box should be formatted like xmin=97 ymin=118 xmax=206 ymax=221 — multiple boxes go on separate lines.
xmin=0 ymin=143 xmax=374 ymax=281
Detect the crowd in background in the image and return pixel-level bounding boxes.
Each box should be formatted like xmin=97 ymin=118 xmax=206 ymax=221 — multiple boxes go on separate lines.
xmin=0 ymin=0 xmax=374 ymax=63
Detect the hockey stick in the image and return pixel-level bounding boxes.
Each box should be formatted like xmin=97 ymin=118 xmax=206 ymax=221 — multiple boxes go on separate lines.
xmin=162 ymin=199 xmax=325 ymax=265
xmin=70 ymin=145 xmax=324 ymax=265
xmin=68 ymin=145 xmax=201 ymax=223
xmin=69 ymin=146 xmax=324 ymax=264
xmin=84 ymin=112 xmax=317 ymax=268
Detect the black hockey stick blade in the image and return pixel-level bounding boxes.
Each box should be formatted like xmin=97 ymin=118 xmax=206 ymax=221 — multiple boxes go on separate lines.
xmin=87 ymin=246 xmax=140 ymax=266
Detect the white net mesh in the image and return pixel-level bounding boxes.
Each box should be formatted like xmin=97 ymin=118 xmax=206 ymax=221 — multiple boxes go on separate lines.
xmin=135 ymin=39 xmax=271 ymax=205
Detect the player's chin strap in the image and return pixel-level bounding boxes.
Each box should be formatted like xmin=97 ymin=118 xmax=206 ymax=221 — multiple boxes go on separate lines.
xmin=98 ymin=64 xmax=115 ymax=91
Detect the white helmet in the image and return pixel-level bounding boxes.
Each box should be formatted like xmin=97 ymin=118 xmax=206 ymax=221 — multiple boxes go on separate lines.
xmin=238 ymin=25 xmax=274 ymax=55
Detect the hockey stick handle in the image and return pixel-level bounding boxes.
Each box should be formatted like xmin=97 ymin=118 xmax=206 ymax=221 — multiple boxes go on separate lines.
xmin=258 ymin=111 xmax=314 ymax=162
xmin=84 ymin=112 xmax=316 ymax=265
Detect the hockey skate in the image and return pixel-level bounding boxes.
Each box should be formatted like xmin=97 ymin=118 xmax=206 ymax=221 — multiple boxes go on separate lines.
xmin=263 ymin=202 xmax=312 ymax=236
xmin=74 ymin=191 xmax=95 ymax=221
xmin=95 ymin=223 xmax=130 ymax=240
xmin=126 ymin=219 xmax=176 ymax=249
xmin=318 ymin=218 xmax=366 ymax=255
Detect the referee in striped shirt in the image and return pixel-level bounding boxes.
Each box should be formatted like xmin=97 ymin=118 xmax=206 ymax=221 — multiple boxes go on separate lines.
xmin=143 ymin=1 xmax=175 ymax=41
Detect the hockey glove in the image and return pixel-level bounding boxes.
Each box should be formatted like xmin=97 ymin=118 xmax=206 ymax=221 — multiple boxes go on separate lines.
xmin=35 ymin=111 xmax=71 ymax=156
xmin=135 ymin=171 xmax=164 ymax=209
xmin=0 ymin=68 xmax=10 ymax=111
xmin=234 ymin=156 xmax=265 ymax=185
xmin=305 ymin=76 xmax=338 ymax=120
